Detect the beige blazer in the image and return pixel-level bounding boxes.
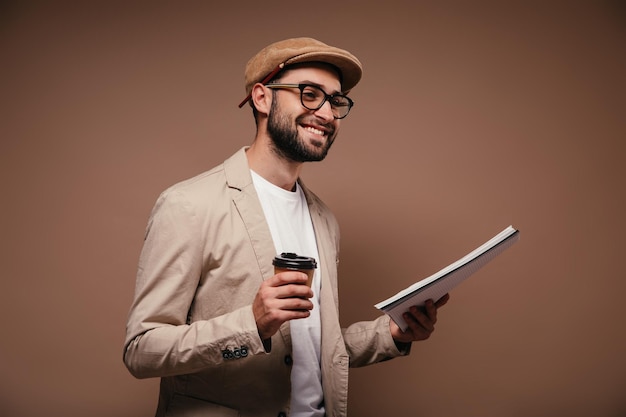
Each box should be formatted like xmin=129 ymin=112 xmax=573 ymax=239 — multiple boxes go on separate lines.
xmin=124 ymin=147 xmax=406 ymax=417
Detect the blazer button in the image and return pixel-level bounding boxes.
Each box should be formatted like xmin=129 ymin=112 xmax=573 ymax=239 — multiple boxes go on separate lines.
xmin=284 ymin=355 xmax=293 ymax=366
xmin=222 ymin=349 xmax=233 ymax=360
xmin=240 ymin=345 xmax=248 ymax=357
xmin=277 ymin=412 xmax=287 ymax=417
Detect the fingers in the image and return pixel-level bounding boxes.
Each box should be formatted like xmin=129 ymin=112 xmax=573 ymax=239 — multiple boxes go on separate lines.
xmin=406 ymin=304 xmax=435 ymax=333
xmin=253 ymin=271 xmax=314 ymax=340
xmin=395 ymin=297 xmax=449 ymax=342
xmin=256 ymin=271 xmax=313 ymax=310
xmin=435 ymin=293 xmax=450 ymax=308
xmin=267 ymin=271 xmax=312 ymax=297
xmin=269 ymin=270 xmax=310 ymax=286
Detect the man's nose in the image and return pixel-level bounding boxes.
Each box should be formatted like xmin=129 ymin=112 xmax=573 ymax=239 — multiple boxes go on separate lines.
xmin=314 ymin=100 xmax=335 ymax=121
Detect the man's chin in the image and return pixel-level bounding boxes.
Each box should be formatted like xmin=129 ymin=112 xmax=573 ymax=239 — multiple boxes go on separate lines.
xmin=307 ymin=148 xmax=330 ymax=162
xmin=307 ymin=140 xmax=332 ymax=157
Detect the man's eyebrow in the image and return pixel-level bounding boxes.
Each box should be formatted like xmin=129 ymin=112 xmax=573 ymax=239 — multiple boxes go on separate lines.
xmin=298 ymin=80 xmax=342 ymax=95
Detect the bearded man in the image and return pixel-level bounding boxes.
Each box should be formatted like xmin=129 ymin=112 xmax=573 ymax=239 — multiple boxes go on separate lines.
xmin=124 ymin=37 xmax=449 ymax=417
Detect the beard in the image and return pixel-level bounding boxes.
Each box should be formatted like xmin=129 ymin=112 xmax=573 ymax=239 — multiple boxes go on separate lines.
xmin=266 ymin=95 xmax=337 ymax=162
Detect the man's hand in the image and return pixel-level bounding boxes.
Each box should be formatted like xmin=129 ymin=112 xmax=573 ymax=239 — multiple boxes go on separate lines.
xmin=389 ymin=294 xmax=450 ymax=344
xmin=253 ymin=271 xmax=314 ymax=341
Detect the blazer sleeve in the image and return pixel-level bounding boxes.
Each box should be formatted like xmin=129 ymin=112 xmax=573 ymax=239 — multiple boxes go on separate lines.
xmin=342 ymin=315 xmax=410 ymax=368
xmin=123 ymin=187 xmax=267 ymax=379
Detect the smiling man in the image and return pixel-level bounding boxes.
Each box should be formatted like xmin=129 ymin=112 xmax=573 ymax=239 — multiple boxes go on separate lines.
xmin=124 ymin=37 xmax=449 ymax=417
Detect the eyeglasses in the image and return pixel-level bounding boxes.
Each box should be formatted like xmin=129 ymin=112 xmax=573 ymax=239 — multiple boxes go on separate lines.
xmin=265 ymin=83 xmax=354 ymax=119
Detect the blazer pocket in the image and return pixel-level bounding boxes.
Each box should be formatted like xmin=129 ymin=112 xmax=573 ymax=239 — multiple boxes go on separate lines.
xmin=166 ymin=394 xmax=240 ymax=417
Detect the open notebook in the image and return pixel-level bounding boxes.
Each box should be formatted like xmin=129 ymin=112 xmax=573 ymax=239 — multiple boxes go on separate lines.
xmin=375 ymin=225 xmax=520 ymax=331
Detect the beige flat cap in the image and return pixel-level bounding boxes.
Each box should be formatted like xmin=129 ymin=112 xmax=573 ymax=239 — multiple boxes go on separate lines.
xmin=238 ymin=37 xmax=362 ymax=108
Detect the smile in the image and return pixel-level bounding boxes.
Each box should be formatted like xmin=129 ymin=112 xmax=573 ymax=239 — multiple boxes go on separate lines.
xmin=302 ymin=125 xmax=326 ymax=136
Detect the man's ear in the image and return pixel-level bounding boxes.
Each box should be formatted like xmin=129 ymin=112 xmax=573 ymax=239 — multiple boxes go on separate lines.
xmin=251 ymin=84 xmax=271 ymax=116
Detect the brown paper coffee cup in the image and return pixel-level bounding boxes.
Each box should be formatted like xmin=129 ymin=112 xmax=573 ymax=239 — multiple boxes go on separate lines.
xmin=272 ymin=252 xmax=317 ymax=287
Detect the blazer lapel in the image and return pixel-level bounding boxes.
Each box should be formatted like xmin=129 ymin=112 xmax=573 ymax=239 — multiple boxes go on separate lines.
xmin=224 ymin=147 xmax=292 ymax=346
xmin=301 ymin=182 xmax=339 ymax=308
xmin=224 ymin=147 xmax=276 ymax=281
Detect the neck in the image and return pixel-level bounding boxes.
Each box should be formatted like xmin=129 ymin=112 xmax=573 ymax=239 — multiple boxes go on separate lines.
xmin=246 ymin=138 xmax=303 ymax=191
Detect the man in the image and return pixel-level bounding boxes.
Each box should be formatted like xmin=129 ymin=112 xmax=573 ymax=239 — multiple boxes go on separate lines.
xmin=124 ymin=37 xmax=449 ymax=417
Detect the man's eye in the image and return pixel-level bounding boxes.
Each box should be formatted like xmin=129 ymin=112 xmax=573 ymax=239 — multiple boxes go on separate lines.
xmin=330 ymin=98 xmax=349 ymax=107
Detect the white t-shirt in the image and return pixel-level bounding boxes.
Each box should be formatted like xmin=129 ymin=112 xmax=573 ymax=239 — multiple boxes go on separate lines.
xmin=251 ymin=170 xmax=325 ymax=417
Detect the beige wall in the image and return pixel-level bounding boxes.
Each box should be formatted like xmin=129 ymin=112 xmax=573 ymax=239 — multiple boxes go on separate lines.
xmin=1 ymin=1 xmax=624 ymax=416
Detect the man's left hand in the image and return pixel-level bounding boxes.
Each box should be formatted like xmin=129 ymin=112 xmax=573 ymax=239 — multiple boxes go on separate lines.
xmin=389 ymin=294 xmax=450 ymax=343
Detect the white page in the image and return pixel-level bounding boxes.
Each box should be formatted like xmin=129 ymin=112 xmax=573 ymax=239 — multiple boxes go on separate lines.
xmin=375 ymin=225 xmax=520 ymax=331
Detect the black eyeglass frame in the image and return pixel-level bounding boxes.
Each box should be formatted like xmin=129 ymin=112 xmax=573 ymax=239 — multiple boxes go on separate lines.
xmin=264 ymin=83 xmax=354 ymax=119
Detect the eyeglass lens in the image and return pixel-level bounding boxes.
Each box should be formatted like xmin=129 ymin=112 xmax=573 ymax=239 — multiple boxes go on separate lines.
xmin=299 ymin=85 xmax=352 ymax=119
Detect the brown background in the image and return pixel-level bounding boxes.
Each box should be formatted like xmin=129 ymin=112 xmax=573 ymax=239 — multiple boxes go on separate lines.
xmin=1 ymin=1 xmax=625 ymax=416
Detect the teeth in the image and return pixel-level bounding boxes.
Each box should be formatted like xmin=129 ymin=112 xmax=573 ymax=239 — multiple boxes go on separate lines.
xmin=304 ymin=126 xmax=325 ymax=136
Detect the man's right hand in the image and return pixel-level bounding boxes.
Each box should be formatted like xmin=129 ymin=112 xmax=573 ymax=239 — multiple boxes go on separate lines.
xmin=252 ymin=271 xmax=314 ymax=341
